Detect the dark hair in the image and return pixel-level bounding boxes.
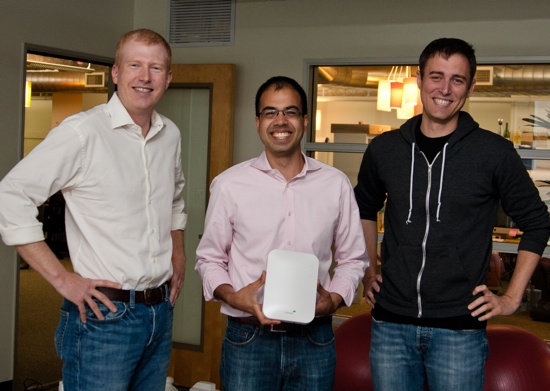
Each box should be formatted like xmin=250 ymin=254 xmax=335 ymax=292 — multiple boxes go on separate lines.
xmin=255 ymin=76 xmax=308 ymax=116
xmin=419 ymin=38 xmax=476 ymax=87
xmin=115 ymin=29 xmax=172 ymax=68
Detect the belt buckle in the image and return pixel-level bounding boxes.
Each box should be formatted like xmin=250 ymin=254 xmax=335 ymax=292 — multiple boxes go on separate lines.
xmin=144 ymin=288 xmax=157 ymax=305
xmin=270 ymin=324 xmax=287 ymax=333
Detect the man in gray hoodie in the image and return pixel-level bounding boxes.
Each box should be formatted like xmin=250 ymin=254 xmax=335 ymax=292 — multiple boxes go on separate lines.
xmin=355 ymin=38 xmax=550 ymax=391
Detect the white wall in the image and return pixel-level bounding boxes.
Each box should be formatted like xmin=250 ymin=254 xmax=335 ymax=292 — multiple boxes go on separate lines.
xmin=3 ymin=0 xmax=550 ymax=385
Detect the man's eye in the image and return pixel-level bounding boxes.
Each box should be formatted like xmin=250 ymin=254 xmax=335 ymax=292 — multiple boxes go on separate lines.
xmin=263 ymin=110 xmax=276 ymax=118
xmin=285 ymin=109 xmax=299 ymax=117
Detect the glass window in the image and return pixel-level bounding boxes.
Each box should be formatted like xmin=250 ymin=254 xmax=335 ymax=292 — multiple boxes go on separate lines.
xmin=307 ymin=63 xmax=550 ymax=151
xmin=312 ymin=151 xmax=363 ymax=187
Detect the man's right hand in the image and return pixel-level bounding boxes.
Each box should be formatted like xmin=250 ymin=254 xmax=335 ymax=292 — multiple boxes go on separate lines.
xmin=55 ymin=272 xmax=122 ymax=323
xmin=16 ymin=241 xmax=121 ymax=323
xmin=214 ymin=271 xmax=280 ymax=325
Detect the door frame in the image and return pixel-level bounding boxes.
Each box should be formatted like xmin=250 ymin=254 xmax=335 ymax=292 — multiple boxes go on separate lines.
xmin=168 ymin=64 xmax=235 ymax=388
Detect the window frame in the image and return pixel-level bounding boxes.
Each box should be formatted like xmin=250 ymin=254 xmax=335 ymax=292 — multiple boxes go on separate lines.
xmin=303 ymin=55 xmax=550 ymax=161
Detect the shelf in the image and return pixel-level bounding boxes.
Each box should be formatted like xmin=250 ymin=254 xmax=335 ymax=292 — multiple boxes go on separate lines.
xmin=517 ymin=148 xmax=550 ymax=160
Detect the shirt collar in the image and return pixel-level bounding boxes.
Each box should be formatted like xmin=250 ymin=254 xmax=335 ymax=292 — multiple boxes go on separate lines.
xmin=107 ymin=92 xmax=164 ymax=138
xmin=252 ymin=151 xmax=323 ymax=178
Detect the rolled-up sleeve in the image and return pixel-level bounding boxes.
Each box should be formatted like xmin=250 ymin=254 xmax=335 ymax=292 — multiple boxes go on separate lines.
xmin=0 ymin=124 xmax=82 ymax=246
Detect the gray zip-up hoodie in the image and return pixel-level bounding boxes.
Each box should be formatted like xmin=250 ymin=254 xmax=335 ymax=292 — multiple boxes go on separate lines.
xmin=355 ymin=111 xmax=550 ymax=319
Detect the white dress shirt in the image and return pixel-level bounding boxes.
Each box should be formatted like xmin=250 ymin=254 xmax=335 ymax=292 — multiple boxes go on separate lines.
xmin=0 ymin=93 xmax=187 ymax=290
xmin=195 ymin=152 xmax=368 ymax=317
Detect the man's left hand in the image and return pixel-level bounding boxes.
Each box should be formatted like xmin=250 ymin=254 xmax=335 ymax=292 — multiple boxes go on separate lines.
xmin=468 ymin=284 xmax=519 ymax=321
xmin=315 ymin=282 xmax=342 ymax=316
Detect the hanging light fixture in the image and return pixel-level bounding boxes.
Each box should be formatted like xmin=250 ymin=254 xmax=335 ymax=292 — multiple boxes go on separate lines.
xmin=376 ymin=66 xmax=394 ymax=112
xmin=402 ymin=78 xmax=418 ymax=106
xmin=25 ymin=81 xmax=32 ymax=107
xmin=390 ymin=81 xmax=404 ymax=109
xmin=402 ymin=66 xmax=418 ymax=107
xmin=376 ymin=79 xmax=392 ymax=111
xmin=390 ymin=67 xmax=403 ymax=109
xmin=389 ymin=66 xmax=406 ymax=109
xmin=377 ymin=65 xmax=420 ymax=119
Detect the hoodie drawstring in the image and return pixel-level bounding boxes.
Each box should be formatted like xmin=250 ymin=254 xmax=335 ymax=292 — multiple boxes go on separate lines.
xmin=406 ymin=142 xmax=415 ymax=224
xmin=406 ymin=141 xmax=449 ymax=224
xmin=435 ymin=143 xmax=449 ymax=222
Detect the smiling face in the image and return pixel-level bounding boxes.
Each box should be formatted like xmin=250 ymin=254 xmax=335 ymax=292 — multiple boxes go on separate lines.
xmin=111 ymin=37 xmax=172 ymax=127
xmin=255 ymin=86 xmax=308 ymax=161
xmin=417 ymin=53 xmax=476 ymax=135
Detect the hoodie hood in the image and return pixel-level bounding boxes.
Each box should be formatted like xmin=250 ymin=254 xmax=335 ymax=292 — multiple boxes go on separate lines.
xmin=400 ymin=111 xmax=480 ymax=225
xmin=399 ymin=111 xmax=481 ymax=147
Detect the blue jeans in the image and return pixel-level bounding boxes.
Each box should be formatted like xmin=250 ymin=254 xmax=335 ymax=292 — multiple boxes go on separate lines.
xmin=370 ymin=317 xmax=489 ymax=391
xmin=220 ymin=318 xmax=335 ymax=391
xmin=54 ymin=286 xmax=174 ymax=391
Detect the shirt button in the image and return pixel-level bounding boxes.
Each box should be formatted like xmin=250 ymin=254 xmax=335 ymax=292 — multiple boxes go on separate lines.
xmin=287 ymin=241 xmax=292 ymax=246
xmin=288 ymin=211 xmax=292 ymax=216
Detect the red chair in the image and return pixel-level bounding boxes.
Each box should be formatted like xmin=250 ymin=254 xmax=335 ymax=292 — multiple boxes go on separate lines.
xmin=333 ymin=313 xmax=550 ymax=391
xmin=484 ymin=324 xmax=550 ymax=391
xmin=333 ymin=312 xmax=373 ymax=391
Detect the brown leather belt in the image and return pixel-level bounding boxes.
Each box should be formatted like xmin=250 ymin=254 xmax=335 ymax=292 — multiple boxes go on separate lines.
xmin=97 ymin=283 xmax=168 ymax=306
xmin=228 ymin=315 xmax=332 ymax=333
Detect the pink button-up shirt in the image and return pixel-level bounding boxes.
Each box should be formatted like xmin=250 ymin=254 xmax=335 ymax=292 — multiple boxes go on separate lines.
xmin=195 ymin=152 xmax=368 ymax=317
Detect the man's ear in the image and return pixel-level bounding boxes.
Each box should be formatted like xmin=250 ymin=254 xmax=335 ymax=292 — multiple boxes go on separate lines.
xmin=165 ymin=70 xmax=173 ymax=90
xmin=111 ymin=65 xmax=119 ymax=84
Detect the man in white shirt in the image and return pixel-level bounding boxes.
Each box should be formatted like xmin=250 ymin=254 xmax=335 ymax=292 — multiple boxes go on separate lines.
xmin=0 ymin=29 xmax=186 ymax=391
xmin=196 ymin=76 xmax=368 ymax=390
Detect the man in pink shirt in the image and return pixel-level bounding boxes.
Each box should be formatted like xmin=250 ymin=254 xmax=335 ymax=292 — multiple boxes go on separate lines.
xmin=195 ymin=76 xmax=368 ymax=390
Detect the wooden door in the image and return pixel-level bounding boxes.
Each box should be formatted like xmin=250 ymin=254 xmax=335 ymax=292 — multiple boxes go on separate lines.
xmin=167 ymin=64 xmax=235 ymax=388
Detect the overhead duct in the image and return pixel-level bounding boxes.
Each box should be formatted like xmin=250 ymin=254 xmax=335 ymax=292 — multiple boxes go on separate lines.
xmin=317 ymin=66 xmax=371 ymax=88
xmin=26 ymin=55 xmax=110 ymax=93
xmin=26 ymin=72 xmax=108 ymax=93
xmin=475 ymin=65 xmax=550 ymax=96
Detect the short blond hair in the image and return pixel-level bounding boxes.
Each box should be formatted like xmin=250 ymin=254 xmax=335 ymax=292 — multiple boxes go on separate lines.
xmin=115 ymin=29 xmax=172 ymax=68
